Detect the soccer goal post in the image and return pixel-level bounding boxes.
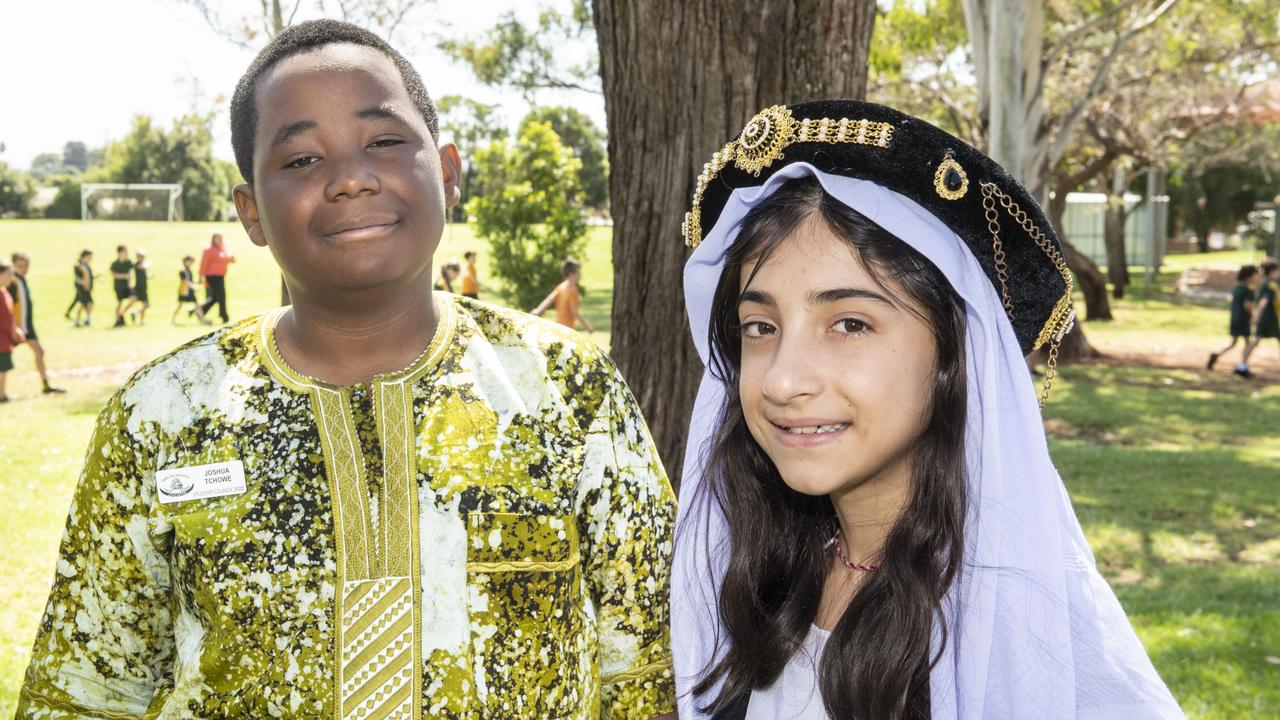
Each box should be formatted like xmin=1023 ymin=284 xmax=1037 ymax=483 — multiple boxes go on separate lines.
xmin=81 ymin=183 xmax=184 ymax=221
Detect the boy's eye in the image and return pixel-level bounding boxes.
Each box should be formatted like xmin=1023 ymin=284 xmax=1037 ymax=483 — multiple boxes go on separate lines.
xmin=740 ymin=320 xmax=777 ymax=339
xmin=284 ymin=155 xmax=318 ymax=169
xmin=369 ymin=138 xmax=404 ymax=149
xmin=833 ymin=318 xmax=870 ymax=335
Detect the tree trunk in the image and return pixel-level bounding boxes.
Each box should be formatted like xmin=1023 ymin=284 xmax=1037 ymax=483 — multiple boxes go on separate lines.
xmin=593 ymin=0 xmax=877 ymax=485
xmin=1103 ymin=202 xmax=1129 ymax=299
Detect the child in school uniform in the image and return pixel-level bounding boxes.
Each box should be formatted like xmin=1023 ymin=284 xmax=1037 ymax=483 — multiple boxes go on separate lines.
xmin=172 ymin=255 xmax=211 ymax=325
xmin=1207 ymin=264 xmax=1262 ymax=378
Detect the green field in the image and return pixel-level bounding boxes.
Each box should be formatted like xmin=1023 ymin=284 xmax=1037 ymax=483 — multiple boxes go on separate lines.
xmin=1 ymin=220 xmax=1277 ymax=717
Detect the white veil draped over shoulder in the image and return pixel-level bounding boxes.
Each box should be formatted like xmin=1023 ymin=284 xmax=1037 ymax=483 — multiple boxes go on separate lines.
xmin=670 ymin=163 xmax=1184 ymax=720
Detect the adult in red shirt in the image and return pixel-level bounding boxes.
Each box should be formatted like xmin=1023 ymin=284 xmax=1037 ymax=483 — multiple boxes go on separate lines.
xmin=199 ymin=233 xmax=236 ymax=323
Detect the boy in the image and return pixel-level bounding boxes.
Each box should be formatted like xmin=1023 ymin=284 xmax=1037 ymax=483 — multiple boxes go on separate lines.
xmin=1207 ymin=264 xmax=1261 ymax=377
xmin=460 ymin=249 xmax=481 ymax=298
xmin=66 ymin=249 xmax=94 ymax=327
xmin=109 ymin=244 xmax=134 ymax=328
xmin=130 ymin=248 xmax=151 ymax=325
xmin=18 ymin=20 xmax=675 ymax=720
xmin=0 ymin=262 xmax=25 ymax=402
xmin=1240 ymin=259 xmax=1280 ymax=374
xmin=172 ymin=254 xmax=210 ymax=324
xmin=8 ymin=253 xmax=65 ymax=394
xmin=532 ymin=258 xmax=594 ymax=332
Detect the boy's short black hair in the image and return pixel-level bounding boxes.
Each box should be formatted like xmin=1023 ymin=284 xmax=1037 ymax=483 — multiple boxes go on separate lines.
xmin=230 ymin=19 xmax=440 ymax=184
xmin=11 ymin=252 xmax=28 ymax=263
xmin=1239 ymin=264 xmax=1260 ymax=281
xmin=1263 ymin=259 xmax=1280 ymax=276
xmin=562 ymin=259 xmax=582 ymax=277
xmin=79 ymin=249 xmax=92 ymax=259
xmin=464 ymin=251 xmax=477 ymax=261
xmin=183 ymin=255 xmax=195 ymax=263
xmin=116 ymin=245 xmax=127 ymax=253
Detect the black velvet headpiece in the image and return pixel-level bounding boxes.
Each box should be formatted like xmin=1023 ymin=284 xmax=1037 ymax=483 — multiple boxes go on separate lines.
xmin=682 ymin=99 xmax=1074 ymax=358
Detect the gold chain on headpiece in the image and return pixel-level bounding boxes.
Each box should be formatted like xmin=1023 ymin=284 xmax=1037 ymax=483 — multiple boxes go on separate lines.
xmin=980 ymin=182 xmax=1076 ymax=407
xmin=682 ymin=105 xmax=895 ymax=248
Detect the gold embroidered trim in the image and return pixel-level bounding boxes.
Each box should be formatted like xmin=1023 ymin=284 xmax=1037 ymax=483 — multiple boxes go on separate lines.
xmin=683 ymin=106 xmax=895 ymax=248
xmin=602 ymin=659 xmax=673 ymax=685
xmin=255 ymin=293 xmax=458 ymax=392
xmin=466 ymin=550 xmax=581 ymax=574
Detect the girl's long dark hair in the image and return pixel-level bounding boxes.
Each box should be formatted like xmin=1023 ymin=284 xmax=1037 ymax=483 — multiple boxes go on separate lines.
xmin=693 ymin=176 xmax=968 ymax=720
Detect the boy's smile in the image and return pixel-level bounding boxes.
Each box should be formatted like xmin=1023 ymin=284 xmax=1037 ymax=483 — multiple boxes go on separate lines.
xmin=234 ymin=43 xmax=460 ymax=302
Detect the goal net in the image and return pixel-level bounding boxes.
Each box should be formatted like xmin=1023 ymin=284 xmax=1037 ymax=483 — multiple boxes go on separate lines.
xmin=81 ymin=183 xmax=184 ymax=221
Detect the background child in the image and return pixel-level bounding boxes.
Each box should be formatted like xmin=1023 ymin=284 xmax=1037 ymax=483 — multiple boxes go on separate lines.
xmin=434 ymin=260 xmax=460 ymax=292
xmin=0 ymin=262 xmax=27 ymax=403
xmin=1207 ymin=264 xmax=1261 ymax=378
xmin=173 ymin=255 xmax=210 ymax=325
xmin=531 ymin=258 xmax=593 ymax=332
xmin=460 ymin=250 xmax=481 ymax=299
xmin=66 ymin=249 xmax=94 ymax=327
xmin=129 ymin=249 xmax=151 ymax=325
xmin=1242 ymin=259 xmax=1280 ymax=372
xmin=8 ymin=253 xmax=64 ymax=394
xmin=109 ymin=245 xmax=134 ymax=328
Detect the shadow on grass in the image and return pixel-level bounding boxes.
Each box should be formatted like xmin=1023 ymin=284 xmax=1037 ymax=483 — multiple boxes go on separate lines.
xmin=1043 ymin=363 xmax=1280 ymax=717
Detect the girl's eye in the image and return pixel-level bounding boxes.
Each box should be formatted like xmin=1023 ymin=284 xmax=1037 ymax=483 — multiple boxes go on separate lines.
xmin=833 ymin=318 xmax=870 ymax=335
xmin=284 ymin=155 xmax=318 ymax=169
xmin=741 ymin=321 xmax=777 ymax=339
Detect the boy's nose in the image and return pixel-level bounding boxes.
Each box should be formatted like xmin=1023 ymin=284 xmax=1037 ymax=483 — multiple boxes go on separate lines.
xmin=325 ymin=156 xmax=381 ymax=201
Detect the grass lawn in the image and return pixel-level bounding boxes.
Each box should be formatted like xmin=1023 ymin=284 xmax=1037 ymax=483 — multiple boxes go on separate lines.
xmin=0 ymin=222 xmax=1276 ymax=717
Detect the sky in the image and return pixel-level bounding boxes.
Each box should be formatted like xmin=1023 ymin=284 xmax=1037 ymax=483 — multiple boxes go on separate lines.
xmin=0 ymin=0 xmax=605 ymax=173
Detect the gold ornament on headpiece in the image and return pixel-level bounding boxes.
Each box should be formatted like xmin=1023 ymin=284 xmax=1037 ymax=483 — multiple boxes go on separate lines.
xmin=979 ymin=181 xmax=1076 ymax=407
xmin=683 ymin=106 xmax=895 ymax=248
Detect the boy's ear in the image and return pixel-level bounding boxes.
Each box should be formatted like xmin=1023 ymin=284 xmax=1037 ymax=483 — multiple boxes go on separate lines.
xmin=439 ymin=143 xmax=462 ymax=209
xmin=233 ymin=184 xmax=269 ymax=248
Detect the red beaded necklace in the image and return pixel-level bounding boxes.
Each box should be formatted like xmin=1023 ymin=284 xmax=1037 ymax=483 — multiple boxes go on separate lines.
xmin=833 ymin=530 xmax=878 ymax=572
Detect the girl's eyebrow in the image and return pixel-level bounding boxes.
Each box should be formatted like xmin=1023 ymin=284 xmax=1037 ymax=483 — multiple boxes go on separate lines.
xmin=809 ymin=287 xmax=893 ymax=306
xmin=738 ymin=287 xmax=893 ymax=307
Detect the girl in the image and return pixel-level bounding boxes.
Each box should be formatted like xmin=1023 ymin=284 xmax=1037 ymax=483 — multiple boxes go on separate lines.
xmin=671 ymin=100 xmax=1182 ymax=720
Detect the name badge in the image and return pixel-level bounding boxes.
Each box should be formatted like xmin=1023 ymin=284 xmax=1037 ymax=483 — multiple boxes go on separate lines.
xmin=156 ymin=460 xmax=247 ymax=504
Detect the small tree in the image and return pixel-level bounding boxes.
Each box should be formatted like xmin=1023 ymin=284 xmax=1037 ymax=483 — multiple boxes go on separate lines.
xmin=0 ymin=162 xmax=37 ymax=217
xmin=468 ymin=121 xmax=586 ymax=310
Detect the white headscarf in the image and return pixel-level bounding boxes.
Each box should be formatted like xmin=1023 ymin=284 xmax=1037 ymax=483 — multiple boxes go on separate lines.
xmin=670 ymin=163 xmax=1184 ymax=719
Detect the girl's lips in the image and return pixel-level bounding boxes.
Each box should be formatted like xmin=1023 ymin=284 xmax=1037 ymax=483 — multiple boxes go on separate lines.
xmin=770 ymin=421 xmax=850 ymax=448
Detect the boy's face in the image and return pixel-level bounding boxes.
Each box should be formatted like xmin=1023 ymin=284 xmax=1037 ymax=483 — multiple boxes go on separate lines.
xmin=118 ymin=249 xmax=128 ymax=260
xmin=1247 ymin=273 xmax=1262 ymax=289
xmin=233 ymin=43 xmax=461 ymax=298
xmin=14 ymin=258 xmax=28 ymax=276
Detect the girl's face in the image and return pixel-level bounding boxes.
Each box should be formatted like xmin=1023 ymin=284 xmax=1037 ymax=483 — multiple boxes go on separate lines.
xmin=737 ymin=216 xmax=938 ymax=498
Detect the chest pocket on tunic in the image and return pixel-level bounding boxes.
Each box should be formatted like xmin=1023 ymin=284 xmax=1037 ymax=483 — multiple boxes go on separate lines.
xmin=465 ymin=512 xmax=589 ymax=719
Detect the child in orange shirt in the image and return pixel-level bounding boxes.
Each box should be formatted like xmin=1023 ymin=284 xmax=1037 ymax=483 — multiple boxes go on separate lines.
xmin=532 ymin=258 xmax=593 ymax=332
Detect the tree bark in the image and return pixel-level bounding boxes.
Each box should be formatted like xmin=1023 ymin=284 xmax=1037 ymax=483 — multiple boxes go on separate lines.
xmin=1103 ymin=202 xmax=1129 ymax=299
xmin=593 ymin=0 xmax=877 ymax=485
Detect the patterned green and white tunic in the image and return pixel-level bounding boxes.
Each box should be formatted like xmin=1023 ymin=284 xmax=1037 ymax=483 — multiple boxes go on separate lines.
xmin=17 ymin=294 xmax=676 ymax=719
